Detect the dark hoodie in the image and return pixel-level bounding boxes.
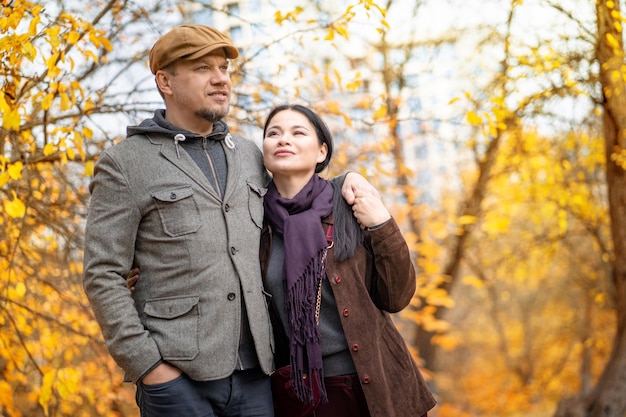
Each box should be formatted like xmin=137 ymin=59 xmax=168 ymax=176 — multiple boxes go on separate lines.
xmin=127 ymin=109 xmax=230 ymax=198
xmin=127 ymin=109 xmax=259 ymax=371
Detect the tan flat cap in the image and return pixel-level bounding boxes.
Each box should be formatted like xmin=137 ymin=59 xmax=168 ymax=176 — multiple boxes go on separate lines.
xmin=149 ymin=24 xmax=239 ymax=74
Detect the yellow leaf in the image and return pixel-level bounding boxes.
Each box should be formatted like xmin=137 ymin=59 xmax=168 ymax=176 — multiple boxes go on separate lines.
xmin=82 ymin=126 xmax=93 ymax=139
xmin=0 ymin=381 xmax=15 ymax=414
xmin=46 ymin=53 xmax=61 ymax=78
xmin=273 ymin=10 xmax=284 ymax=25
xmin=41 ymin=93 xmax=54 ymax=110
xmin=463 ymin=275 xmax=484 ymax=288
xmin=606 ymin=32 xmax=619 ymax=50
xmin=23 ymin=41 xmax=37 ymax=60
xmin=334 ymin=69 xmax=342 ymax=87
xmin=346 ymin=79 xmax=362 ymax=92
xmin=84 ymin=97 xmax=95 ymax=113
xmin=1 ymin=105 xmax=20 ymax=131
xmin=325 ymin=27 xmax=335 ymax=41
xmin=100 ymin=37 xmax=113 ymax=52
xmin=43 ymin=143 xmax=56 ymax=156
xmin=466 ymin=110 xmax=482 ymax=126
xmin=39 ymin=370 xmax=55 ymax=417
xmin=0 ymin=172 xmax=9 ymax=187
xmin=4 ymin=190 xmax=26 ymax=218
xmin=8 ymin=161 xmax=23 ymax=180
xmin=67 ymin=30 xmax=80 ymax=45
xmin=60 ymin=92 xmax=70 ymax=110
xmin=14 ymin=282 xmax=26 ymax=298
xmin=458 ymin=214 xmax=477 ymax=225
xmin=432 ymin=333 xmax=461 ymax=351
xmin=84 ymin=50 xmax=98 ymax=63
xmin=335 ymin=24 xmax=349 ymax=39
xmin=373 ymin=105 xmax=387 ymax=120
xmin=29 ymin=14 xmax=41 ymax=36
xmin=426 ymin=288 xmax=455 ymax=308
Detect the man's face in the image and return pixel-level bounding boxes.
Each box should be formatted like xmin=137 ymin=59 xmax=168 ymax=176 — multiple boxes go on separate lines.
xmin=167 ymin=49 xmax=232 ymax=123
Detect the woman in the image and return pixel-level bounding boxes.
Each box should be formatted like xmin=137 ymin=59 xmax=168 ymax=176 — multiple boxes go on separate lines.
xmin=259 ymin=104 xmax=436 ymax=417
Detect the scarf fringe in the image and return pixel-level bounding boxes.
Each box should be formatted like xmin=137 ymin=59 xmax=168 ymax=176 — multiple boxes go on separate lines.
xmin=286 ymin=247 xmax=329 ymax=404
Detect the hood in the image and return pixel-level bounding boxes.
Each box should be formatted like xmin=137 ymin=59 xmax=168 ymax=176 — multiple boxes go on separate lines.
xmin=126 ymin=109 xmax=231 ymax=141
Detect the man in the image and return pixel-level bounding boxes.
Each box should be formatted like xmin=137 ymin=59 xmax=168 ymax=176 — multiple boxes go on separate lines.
xmin=83 ymin=24 xmax=373 ymax=416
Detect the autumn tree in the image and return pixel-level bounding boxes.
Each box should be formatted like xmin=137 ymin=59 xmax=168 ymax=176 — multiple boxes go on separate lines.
xmin=554 ymin=0 xmax=626 ymax=415
xmin=433 ymin=124 xmax=614 ymax=416
xmin=0 ymin=1 xmax=187 ymax=414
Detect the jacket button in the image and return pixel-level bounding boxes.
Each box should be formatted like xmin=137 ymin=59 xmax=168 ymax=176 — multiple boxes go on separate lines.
xmin=343 ymin=308 xmax=349 ymax=317
xmin=362 ymin=375 xmax=371 ymax=384
xmin=230 ymin=247 xmax=237 ymax=255
xmin=351 ymin=344 xmax=359 ymax=352
xmin=335 ymin=275 xmax=342 ymax=284
xmin=224 ymin=204 xmax=230 ymax=212
xmin=170 ymin=193 xmax=176 ymax=200
xmin=227 ymin=293 xmax=236 ymax=301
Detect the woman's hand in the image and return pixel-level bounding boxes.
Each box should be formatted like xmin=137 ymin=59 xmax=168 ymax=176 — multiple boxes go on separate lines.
xmin=352 ymin=191 xmax=391 ymax=229
xmin=126 ymin=267 xmax=139 ymax=292
xmin=341 ymin=172 xmax=379 ymax=204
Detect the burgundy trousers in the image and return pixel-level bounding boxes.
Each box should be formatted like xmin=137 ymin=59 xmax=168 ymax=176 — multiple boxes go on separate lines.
xmin=310 ymin=374 xmax=428 ymax=417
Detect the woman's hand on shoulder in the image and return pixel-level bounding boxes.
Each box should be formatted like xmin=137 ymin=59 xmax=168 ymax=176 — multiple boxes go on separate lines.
xmin=351 ymin=191 xmax=391 ymax=229
xmin=341 ymin=172 xmax=379 ymax=204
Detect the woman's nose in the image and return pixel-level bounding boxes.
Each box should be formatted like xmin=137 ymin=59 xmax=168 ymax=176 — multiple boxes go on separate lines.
xmin=278 ymin=134 xmax=292 ymax=145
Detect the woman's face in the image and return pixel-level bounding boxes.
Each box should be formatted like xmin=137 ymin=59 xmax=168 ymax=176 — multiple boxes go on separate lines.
xmin=263 ymin=109 xmax=327 ymax=179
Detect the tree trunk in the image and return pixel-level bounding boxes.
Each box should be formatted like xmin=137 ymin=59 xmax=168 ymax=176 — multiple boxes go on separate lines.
xmin=555 ymin=1 xmax=626 ymax=415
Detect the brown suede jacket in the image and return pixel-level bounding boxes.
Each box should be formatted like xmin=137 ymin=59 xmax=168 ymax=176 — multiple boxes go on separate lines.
xmin=260 ymin=214 xmax=437 ymax=417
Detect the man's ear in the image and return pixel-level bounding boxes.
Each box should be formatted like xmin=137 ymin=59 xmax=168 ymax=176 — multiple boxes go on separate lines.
xmin=155 ymin=70 xmax=173 ymax=96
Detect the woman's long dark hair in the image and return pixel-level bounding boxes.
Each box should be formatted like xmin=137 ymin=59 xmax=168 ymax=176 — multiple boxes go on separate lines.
xmin=263 ymin=103 xmax=362 ymax=260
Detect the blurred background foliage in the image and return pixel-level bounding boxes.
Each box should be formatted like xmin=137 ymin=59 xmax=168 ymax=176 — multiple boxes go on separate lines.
xmin=1 ymin=0 xmax=625 ymax=416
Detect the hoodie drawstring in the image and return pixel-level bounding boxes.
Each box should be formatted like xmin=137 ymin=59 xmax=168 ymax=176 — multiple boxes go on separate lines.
xmin=174 ymin=133 xmax=186 ymax=158
xmin=224 ymin=133 xmax=235 ymax=150
xmin=174 ymin=131 xmax=234 ymax=159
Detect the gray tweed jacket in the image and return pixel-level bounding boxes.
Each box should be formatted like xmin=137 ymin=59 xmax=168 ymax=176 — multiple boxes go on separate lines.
xmin=82 ymin=130 xmax=274 ymax=383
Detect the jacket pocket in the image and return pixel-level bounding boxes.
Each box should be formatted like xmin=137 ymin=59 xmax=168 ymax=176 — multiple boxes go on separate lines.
xmin=151 ymin=186 xmax=201 ymax=237
xmin=144 ymin=296 xmax=200 ymax=360
xmin=247 ymin=180 xmax=267 ymax=229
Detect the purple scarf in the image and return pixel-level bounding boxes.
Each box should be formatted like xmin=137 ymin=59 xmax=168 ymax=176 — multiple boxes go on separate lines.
xmin=264 ymin=174 xmax=333 ymax=404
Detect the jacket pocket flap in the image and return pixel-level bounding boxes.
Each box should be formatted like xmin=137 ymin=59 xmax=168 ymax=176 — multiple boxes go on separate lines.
xmin=247 ymin=180 xmax=268 ymax=197
xmin=151 ymin=186 xmax=193 ymax=203
xmin=144 ymin=296 xmax=199 ymax=319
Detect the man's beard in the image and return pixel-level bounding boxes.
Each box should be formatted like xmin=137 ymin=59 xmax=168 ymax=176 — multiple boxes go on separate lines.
xmin=195 ymin=105 xmax=229 ymax=123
